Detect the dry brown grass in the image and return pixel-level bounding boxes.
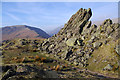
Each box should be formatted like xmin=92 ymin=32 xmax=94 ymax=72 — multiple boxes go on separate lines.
xmin=15 ymin=58 xmax=25 ymax=63
xmin=35 ymin=55 xmax=41 ymax=61
xmin=12 ymin=57 xmax=19 ymax=60
xmin=41 ymin=57 xmax=46 ymax=62
xmin=55 ymin=65 xmax=60 ymax=71
xmin=28 ymin=56 xmax=34 ymax=59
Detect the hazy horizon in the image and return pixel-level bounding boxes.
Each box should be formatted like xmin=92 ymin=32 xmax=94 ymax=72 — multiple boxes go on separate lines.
xmin=2 ymin=2 xmax=118 ymax=32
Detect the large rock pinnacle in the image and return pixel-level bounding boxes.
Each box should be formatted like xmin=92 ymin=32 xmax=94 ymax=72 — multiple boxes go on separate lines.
xmin=58 ymin=8 xmax=92 ymax=36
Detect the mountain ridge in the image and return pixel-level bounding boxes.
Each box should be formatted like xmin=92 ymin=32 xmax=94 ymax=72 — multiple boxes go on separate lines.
xmin=2 ymin=25 xmax=50 ymax=40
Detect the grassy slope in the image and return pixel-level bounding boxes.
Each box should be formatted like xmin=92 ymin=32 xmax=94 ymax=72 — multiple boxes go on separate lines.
xmin=87 ymin=39 xmax=119 ymax=78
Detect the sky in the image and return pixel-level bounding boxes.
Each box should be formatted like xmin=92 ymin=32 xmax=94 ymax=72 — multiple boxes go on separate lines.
xmin=2 ymin=2 xmax=118 ymax=33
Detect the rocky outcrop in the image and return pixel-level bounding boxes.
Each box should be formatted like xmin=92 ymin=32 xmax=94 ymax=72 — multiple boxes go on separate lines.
xmin=1 ymin=8 xmax=120 ymax=78
xmin=40 ymin=8 xmax=119 ymax=67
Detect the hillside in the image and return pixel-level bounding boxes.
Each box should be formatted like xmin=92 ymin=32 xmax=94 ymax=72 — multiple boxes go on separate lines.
xmin=2 ymin=25 xmax=50 ymax=40
xmin=1 ymin=8 xmax=120 ymax=79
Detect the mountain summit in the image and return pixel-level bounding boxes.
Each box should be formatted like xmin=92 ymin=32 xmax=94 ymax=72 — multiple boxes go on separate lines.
xmin=2 ymin=25 xmax=50 ymax=40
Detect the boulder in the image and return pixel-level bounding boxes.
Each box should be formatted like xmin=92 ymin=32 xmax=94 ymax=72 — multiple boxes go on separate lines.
xmin=93 ymin=42 xmax=102 ymax=48
xmin=85 ymin=54 xmax=90 ymax=58
xmin=115 ymin=45 xmax=120 ymax=56
xmin=77 ymin=51 xmax=84 ymax=57
xmin=66 ymin=38 xmax=77 ymax=46
xmin=76 ymin=39 xmax=83 ymax=46
xmin=102 ymin=19 xmax=112 ymax=25
xmin=79 ymin=62 xmax=84 ymax=67
xmin=42 ymin=40 xmax=49 ymax=46
xmin=62 ymin=50 xmax=73 ymax=60
xmin=73 ymin=61 xmax=79 ymax=66
xmin=67 ymin=32 xmax=72 ymax=38
xmin=16 ymin=65 xmax=29 ymax=72
xmin=2 ymin=69 xmax=16 ymax=80
xmin=106 ymin=26 xmax=114 ymax=35
xmin=103 ymin=64 xmax=113 ymax=71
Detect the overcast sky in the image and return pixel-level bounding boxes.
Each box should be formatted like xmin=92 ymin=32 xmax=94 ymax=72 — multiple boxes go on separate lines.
xmin=2 ymin=2 xmax=118 ymax=32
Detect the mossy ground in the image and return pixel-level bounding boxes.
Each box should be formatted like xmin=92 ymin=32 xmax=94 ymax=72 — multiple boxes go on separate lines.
xmin=1 ymin=38 xmax=120 ymax=78
xmin=2 ymin=45 xmax=74 ymax=72
xmin=87 ymin=39 xmax=119 ymax=78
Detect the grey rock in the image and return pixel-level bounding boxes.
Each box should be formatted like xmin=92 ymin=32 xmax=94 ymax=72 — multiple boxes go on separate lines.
xmin=89 ymin=48 xmax=94 ymax=53
xmin=79 ymin=62 xmax=84 ymax=67
xmin=42 ymin=40 xmax=49 ymax=46
xmin=112 ymin=23 xmax=119 ymax=29
xmin=1 ymin=55 xmax=5 ymax=58
xmin=115 ymin=45 xmax=120 ymax=56
xmin=76 ymin=39 xmax=83 ymax=46
xmin=86 ymin=43 xmax=93 ymax=48
xmin=85 ymin=54 xmax=90 ymax=58
xmin=81 ymin=36 xmax=85 ymax=40
xmin=103 ymin=64 xmax=113 ymax=71
xmin=90 ymin=36 xmax=99 ymax=42
xmin=106 ymin=26 xmax=114 ymax=35
xmin=77 ymin=51 xmax=84 ymax=57
xmin=72 ymin=56 xmax=76 ymax=59
xmin=93 ymin=42 xmax=102 ymax=48
xmin=67 ymin=32 xmax=72 ymax=38
xmin=62 ymin=50 xmax=73 ymax=60
xmin=2 ymin=69 xmax=16 ymax=80
xmin=16 ymin=65 xmax=29 ymax=73
xmin=104 ymin=40 xmax=108 ymax=44
xmin=66 ymin=38 xmax=77 ymax=46
xmin=102 ymin=19 xmax=112 ymax=25
xmin=48 ymin=44 xmax=55 ymax=49
xmin=93 ymin=59 xmax=97 ymax=62
xmin=73 ymin=61 xmax=79 ymax=66
xmin=102 ymin=59 xmax=107 ymax=63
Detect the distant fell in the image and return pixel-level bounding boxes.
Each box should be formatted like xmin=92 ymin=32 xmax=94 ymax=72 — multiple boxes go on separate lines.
xmin=2 ymin=25 xmax=50 ymax=40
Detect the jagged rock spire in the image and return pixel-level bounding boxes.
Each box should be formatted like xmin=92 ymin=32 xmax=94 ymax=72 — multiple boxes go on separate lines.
xmin=58 ymin=8 xmax=92 ymax=36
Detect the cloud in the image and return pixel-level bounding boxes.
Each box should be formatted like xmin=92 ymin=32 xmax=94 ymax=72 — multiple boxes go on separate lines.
xmin=5 ymin=12 xmax=21 ymax=21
